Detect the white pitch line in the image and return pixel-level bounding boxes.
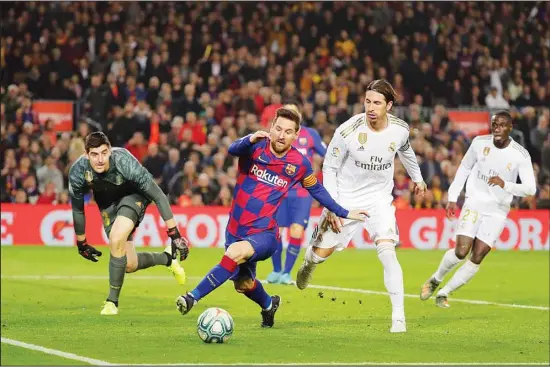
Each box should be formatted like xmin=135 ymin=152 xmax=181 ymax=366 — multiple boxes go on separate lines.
xmin=1 ymin=337 xmax=114 ymax=365
xmin=2 ymin=336 xmax=548 ymax=366
xmin=2 ymin=274 xmax=549 ymax=311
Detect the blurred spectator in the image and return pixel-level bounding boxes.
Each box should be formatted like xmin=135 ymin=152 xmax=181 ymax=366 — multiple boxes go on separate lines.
xmin=125 ymin=131 xmax=148 ymax=162
xmin=485 ymin=87 xmax=510 ymax=111
xmin=192 ymin=173 xmax=220 ymax=206
xmin=36 ymin=154 xmax=64 ymax=193
xmin=143 ymin=143 xmax=167 ymax=184
xmin=1 ymin=1 xmax=548 ymax=209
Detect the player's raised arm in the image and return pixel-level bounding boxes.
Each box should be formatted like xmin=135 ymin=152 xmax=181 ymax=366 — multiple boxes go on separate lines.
xmin=447 ymin=138 xmax=481 ymax=203
xmin=228 ymin=131 xmax=269 ymax=157
xmin=494 ymin=154 xmax=537 ymax=197
xmin=68 ymin=160 xmax=103 ymax=262
xmin=396 ymin=137 xmax=426 ymax=194
xmin=321 ymin=132 xmax=347 ymax=201
xmin=116 ymin=150 xmax=189 ymax=260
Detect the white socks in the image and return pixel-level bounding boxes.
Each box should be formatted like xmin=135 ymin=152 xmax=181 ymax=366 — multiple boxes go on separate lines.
xmin=304 ymin=246 xmax=327 ymax=265
xmin=376 ymin=242 xmax=405 ymax=321
xmin=433 ymin=249 xmax=463 ymax=282
xmin=438 ymin=260 xmax=480 ymax=297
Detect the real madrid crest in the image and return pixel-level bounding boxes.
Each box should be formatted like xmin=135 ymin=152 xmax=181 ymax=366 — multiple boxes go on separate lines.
xmin=483 ymin=147 xmax=490 ymax=156
xmin=84 ymin=170 xmax=93 ymax=183
xmin=358 ymin=132 xmax=368 ymax=145
xmin=506 ymin=163 xmax=512 ymax=171
xmin=115 ymin=174 xmax=123 ymax=185
xmin=389 ymin=142 xmax=396 ymax=152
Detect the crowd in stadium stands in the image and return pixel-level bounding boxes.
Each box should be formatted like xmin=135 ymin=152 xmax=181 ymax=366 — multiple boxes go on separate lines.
xmin=1 ymin=2 xmax=549 ymax=210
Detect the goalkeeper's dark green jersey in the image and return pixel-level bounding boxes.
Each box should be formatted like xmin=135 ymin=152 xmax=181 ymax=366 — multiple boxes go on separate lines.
xmin=68 ymin=147 xmax=174 ymax=236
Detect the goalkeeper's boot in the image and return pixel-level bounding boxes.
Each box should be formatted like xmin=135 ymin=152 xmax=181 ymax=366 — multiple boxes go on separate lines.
xmin=279 ymin=273 xmax=294 ymax=285
xmin=100 ymin=300 xmax=118 ymax=316
xmin=266 ymin=271 xmax=282 ymax=284
xmin=176 ymin=293 xmax=195 ymax=316
xmin=435 ymin=294 xmax=450 ymax=308
xmin=390 ymin=319 xmax=407 ymax=333
xmin=260 ymin=295 xmax=281 ymax=328
xmin=164 ymin=245 xmax=186 ymax=285
xmin=420 ymin=277 xmax=440 ymax=301
xmin=296 ymin=262 xmax=316 ymax=290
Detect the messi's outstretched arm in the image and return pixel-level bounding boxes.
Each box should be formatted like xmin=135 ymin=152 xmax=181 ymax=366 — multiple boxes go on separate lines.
xmin=301 ymin=161 xmax=367 ymax=221
xmin=68 ymin=162 xmax=103 ymax=262
xmin=302 ymin=174 xmax=348 ymax=218
xmin=117 ymin=150 xmax=189 ymax=259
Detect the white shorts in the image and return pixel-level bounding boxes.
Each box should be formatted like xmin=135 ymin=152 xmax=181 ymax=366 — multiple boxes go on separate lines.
xmin=454 ymin=200 xmax=507 ymax=248
xmin=310 ymin=199 xmax=399 ymax=251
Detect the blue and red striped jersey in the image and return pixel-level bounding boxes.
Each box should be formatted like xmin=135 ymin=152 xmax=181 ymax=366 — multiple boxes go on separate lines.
xmin=226 ymin=135 xmax=348 ymax=238
xmin=289 ymin=126 xmax=327 ymax=198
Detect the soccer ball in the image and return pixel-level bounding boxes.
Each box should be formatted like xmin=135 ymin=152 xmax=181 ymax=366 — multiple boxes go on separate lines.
xmin=197 ymin=307 xmax=234 ymax=343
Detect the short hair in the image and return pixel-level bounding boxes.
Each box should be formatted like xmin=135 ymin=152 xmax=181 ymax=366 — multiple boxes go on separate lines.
xmin=366 ymin=79 xmax=398 ymax=104
xmin=85 ymin=132 xmax=111 ymax=152
xmin=492 ymin=110 xmax=513 ymax=125
xmin=274 ymin=104 xmax=302 ymax=132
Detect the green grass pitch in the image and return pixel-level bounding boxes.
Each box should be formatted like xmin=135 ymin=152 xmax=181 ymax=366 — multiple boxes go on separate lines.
xmin=1 ymin=246 xmax=548 ymax=365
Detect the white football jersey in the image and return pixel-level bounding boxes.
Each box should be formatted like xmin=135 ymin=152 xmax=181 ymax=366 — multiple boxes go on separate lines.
xmin=448 ymin=135 xmax=537 ymax=214
xmin=323 ymin=113 xmax=423 ymax=208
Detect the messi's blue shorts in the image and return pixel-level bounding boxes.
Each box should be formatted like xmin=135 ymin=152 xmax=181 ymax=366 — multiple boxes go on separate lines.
xmin=225 ymin=230 xmax=279 ymax=280
xmin=275 ymin=195 xmax=313 ymax=228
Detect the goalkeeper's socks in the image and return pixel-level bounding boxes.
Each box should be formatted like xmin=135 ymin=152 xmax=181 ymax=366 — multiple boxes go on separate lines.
xmin=243 ymin=279 xmax=272 ymax=309
xmin=135 ymin=252 xmax=171 ymax=270
xmin=283 ymin=236 xmax=302 ymax=274
xmin=271 ymin=236 xmax=283 ymax=272
xmin=108 ymin=255 xmax=127 ymax=303
xmin=190 ymin=255 xmax=238 ymax=301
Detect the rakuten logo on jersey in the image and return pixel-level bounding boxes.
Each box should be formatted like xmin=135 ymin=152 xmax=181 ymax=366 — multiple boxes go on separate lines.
xmin=251 ymin=164 xmax=288 ymax=188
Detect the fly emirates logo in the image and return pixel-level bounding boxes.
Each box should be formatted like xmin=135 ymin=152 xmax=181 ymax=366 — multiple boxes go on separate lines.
xmin=251 ymin=164 xmax=288 ymax=188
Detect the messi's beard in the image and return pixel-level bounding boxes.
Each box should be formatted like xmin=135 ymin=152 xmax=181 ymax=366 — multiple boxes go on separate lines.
xmin=270 ymin=140 xmax=291 ymax=155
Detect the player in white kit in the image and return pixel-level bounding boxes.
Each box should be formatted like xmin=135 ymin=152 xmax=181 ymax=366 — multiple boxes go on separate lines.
xmin=295 ymin=79 xmax=426 ymax=333
xmin=420 ymin=111 xmax=537 ymax=308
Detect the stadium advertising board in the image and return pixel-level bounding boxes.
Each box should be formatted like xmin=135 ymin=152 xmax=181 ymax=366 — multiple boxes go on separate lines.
xmin=32 ymin=100 xmax=74 ymax=132
xmin=1 ymin=205 xmax=548 ymax=250
xmin=447 ymin=111 xmax=491 ymax=137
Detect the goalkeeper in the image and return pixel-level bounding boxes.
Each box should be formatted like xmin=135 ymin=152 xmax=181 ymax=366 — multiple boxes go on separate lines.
xmin=68 ymin=132 xmax=189 ymax=315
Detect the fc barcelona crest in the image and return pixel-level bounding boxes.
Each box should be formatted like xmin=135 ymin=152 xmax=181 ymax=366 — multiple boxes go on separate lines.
xmin=285 ymin=164 xmax=297 ymax=176
xmin=483 ymin=147 xmax=490 ymax=156
xmin=299 ymin=137 xmax=308 ymax=145
xmin=358 ymin=132 xmax=368 ymax=145
xmin=84 ymin=170 xmax=93 ymax=183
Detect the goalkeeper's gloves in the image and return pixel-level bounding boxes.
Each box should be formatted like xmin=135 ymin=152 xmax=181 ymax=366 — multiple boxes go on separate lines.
xmin=167 ymin=227 xmax=189 ymax=261
xmin=77 ymin=239 xmax=102 ymax=262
